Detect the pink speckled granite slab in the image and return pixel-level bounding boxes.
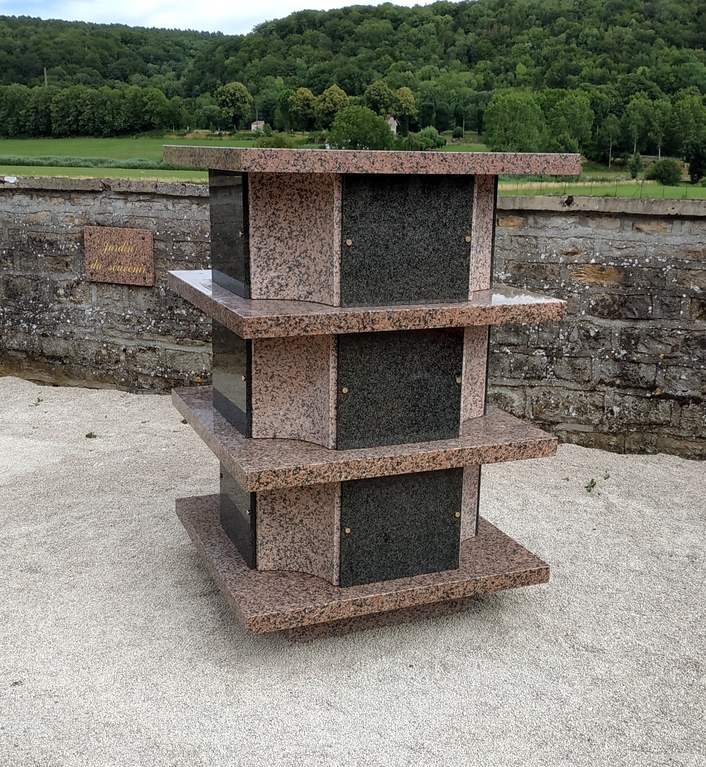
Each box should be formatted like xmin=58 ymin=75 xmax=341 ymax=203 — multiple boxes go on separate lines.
xmin=248 ymin=173 xmax=339 ymax=304
xmin=461 ymin=465 xmax=481 ymax=541
xmin=168 ymin=271 xmax=566 ymax=339
xmin=256 ymin=483 xmax=341 ymax=584
xmin=251 ymin=336 xmax=336 ymax=448
xmin=461 ymin=326 xmax=489 ymax=423
xmin=176 ymin=494 xmax=550 ymax=635
xmin=172 ymin=386 xmax=557 ymax=492
xmin=469 ymin=175 xmax=496 ymax=294
xmin=163 ymin=146 xmax=580 ymax=176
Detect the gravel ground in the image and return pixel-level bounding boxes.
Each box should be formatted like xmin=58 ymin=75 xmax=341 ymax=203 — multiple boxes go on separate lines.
xmin=1 ymin=375 xmax=704 ymax=767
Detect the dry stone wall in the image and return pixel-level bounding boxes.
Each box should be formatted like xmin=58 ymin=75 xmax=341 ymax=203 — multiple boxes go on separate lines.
xmin=492 ymin=196 xmax=706 ymax=460
xmin=0 ymin=179 xmax=703 ymax=458
xmin=0 ymin=177 xmax=211 ymax=392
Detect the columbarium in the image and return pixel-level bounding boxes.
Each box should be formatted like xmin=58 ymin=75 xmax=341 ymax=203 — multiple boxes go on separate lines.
xmin=163 ymin=146 xmax=580 ymax=640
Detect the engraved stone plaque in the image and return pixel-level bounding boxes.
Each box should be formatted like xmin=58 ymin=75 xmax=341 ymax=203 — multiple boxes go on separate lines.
xmin=84 ymin=226 xmax=154 ymax=286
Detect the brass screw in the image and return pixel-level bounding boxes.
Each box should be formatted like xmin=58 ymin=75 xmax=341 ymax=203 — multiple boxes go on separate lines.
xmin=456 ymin=376 xmax=462 ymax=384
xmin=344 ymin=527 xmax=351 ymax=534
xmin=455 ymin=512 xmax=461 ymax=518
xmin=465 ymin=235 xmax=471 ymax=243
xmin=342 ymin=387 xmax=349 ymax=394
xmin=345 ymin=239 xmax=353 ymax=246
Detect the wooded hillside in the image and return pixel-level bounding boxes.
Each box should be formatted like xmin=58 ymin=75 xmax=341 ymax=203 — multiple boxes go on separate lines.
xmin=1 ymin=1 xmax=705 ymax=162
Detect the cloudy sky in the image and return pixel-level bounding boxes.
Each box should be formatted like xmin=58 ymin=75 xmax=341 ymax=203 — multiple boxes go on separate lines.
xmin=0 ymin=0 xmax=439 ymax=35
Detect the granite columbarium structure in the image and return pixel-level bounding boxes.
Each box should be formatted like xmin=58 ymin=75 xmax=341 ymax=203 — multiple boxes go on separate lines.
xmin=163 ymin=146 xmax=580 ymax=640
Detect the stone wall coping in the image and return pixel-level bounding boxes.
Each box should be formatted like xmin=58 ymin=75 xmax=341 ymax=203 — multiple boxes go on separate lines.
xmin=498 ymin=194 xmax=706 ymax=217
xmin=0 ymin=175 xmax=208 ymax=197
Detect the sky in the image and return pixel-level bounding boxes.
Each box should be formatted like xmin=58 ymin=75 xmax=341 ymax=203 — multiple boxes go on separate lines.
xmin=0 ymin=0 xmax=441 ymax=35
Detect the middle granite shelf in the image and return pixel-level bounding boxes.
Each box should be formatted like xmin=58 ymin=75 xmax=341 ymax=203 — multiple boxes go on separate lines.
xmin=173 ymin=386 xmax=557 ymax=492
xmin=169 ymin=270 xmax=565 ymax=339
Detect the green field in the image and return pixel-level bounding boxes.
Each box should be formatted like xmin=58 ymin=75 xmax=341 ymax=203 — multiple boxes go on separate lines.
xmin=0 ymin=136 xmax=252 ymax=162
xmin=499 ymin=180 xmax=706 ymax=200
xmin=1 ymin=137 xmax=704 ymax=198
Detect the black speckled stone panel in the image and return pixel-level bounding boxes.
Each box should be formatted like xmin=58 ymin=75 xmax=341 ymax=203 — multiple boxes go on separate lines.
xmin=210 ymin=170 xmax=250 ymax=298
xmin=212 ymin=319 xmax=251 ymax=436
xmin=339 ymin=469 xmax=463 ymax=586
xmin=220 ymin=464 xmax=257 ymax=568
xmin=337 ymin=329 xmax=463 ymax=449
xmin=340 ymin=174 xmax=473 ymax=306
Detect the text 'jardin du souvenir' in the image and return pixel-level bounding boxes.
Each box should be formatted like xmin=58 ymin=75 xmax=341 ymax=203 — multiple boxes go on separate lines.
xmin=84 ymin=226 xmax=154 ymax=286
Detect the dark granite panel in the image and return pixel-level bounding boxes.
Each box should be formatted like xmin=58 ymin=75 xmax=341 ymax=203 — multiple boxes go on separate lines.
xmin=340 ymin=175 xmax=472 ymax=306
xmin=337 ymin=329 xmax=463 ymax=449
xmin=209 ymin=170 xmax=250 ymax=298
xmin=219 ymin=465 xmax=256 ymax=569
xmin=339 ymin=469 xmax=463 ymax=587
xmin=212 ymin=319 xmax=251 ymax=436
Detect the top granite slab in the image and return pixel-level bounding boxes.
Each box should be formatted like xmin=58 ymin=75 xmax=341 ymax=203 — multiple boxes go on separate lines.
xmin=163 ymin=146 xmax=581 ymax=176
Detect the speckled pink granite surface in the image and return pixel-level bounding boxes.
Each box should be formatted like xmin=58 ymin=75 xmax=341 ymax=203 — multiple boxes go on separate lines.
xmin=169 ymin=271 xmax=565 ymax=339
xmin=469 ymin=175 xmax=496 ymax=294
xmin=256 ymin=483 xmax=341 ymax=584
xmin=173 ymin=386 xmax=557 ymax=492
xmin=163 ymin=146 xmax=580 ymax=176
xmin=176 ymin=494 xmax=550 ymax=635
xmin=248 ymin=173 xmax=339 ymax=304
xmin=251 ymin=336 xmax=337 ymax=449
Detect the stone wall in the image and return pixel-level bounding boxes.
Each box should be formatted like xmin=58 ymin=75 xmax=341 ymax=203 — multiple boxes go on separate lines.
xmin=0 ymin=177 xmax=211 ymax=392
xmin=491 ymin=196 xmax=706 ymax=459
xmin=1 ymin=179 xmax=703 ymax=457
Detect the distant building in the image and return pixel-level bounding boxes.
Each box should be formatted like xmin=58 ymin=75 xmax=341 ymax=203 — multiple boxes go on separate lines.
xmin=386 ymin=115 xmax=399 ymax=135
xmin=251 ymin=120 xmax=265 ymax=132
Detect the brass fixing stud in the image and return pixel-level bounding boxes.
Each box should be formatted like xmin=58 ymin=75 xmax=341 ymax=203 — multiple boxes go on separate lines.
xmin=241 ymin=375 xmax=246 ymax=381
xmin=342 ymin=387 xmax=349 ymax=394
xmin=456 ymin=376 xmax=462 ymax=384
xmin=238 ymin=230 xmax=244 ymax=238
xmin=455 ymin=512 xmax=461 ymax=518
xmin=345 ymin=239 xmax=353 ymax=246
xmin=465 ymin=235 xmax=471 ymax=243
xmin=344 ymin=527 xmax=351 ymax=534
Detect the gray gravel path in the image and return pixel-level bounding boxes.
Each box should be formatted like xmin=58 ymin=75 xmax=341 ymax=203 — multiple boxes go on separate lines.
xmin=0 ymin=375 xmax=704 ymax=767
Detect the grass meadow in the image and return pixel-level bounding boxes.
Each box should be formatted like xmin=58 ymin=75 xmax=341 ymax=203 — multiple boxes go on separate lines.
xmin=1 ymin=135 xmax=703 ymax=198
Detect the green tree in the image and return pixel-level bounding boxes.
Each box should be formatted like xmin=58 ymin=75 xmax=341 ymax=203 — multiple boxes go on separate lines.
xmin=482 ymin=91 xmax=545 ymax=152
xmin=392 ymin=86 xmax=418 ymax=135
xmin=684 ymin=132 xmax=706 ymax=182
xmin=672 ymin=93 xmax=706 ymax=156
xmin=645 ymin=159 xmax=682 ymax=185
xmin=364 ymin=80 xmax=395 ymax=116
xmin=315 ymin=84 xmax=348 ymax=129
xmin=623 ymin=93 xmax=652 ymax=155
xmin=214 ymin=81 xmax=253 ymax=130
xmin=287 ymin=86 xmax=317 ymax=130
xmin=546 ymin=91 xmax=594 ymax=153
xmin=597 ymin=113 xmax=621 ymax=167
xmin=649 ymin=99 xmax=672 ymax=160
xmin=328 ymin=105 xmax=394 ymax=150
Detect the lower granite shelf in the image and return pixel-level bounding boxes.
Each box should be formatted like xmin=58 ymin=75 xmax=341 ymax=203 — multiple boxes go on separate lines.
xmin=177 ymin=494 xmax=549 ymax=639
xmin=173 ymin=386 xmax=557 ymax=491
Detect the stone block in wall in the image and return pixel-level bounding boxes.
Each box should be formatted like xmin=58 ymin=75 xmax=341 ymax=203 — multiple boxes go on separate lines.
xmin=655 ymin=366 xmax=704 ymax=397
xmin=556 ymin=428 xmax=626 ymax=453
xmin=530 ymin=388 xmax=605 ymax=425
xmin=608 ymin=393 xmax=672 ymax=426
xmin=619 ymin=327 xmax=686 ymax=361
xmin=552 ymin=356 xmax=593 ymax=383
xmin=594 ymin=359 xmax=657 ymax=389
xmin=487 ymin=386 xmax=526 ymax=418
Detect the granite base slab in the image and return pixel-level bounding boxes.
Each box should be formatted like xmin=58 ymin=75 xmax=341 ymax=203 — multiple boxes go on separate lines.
xmin=176 ymin=494 xmax=549 ymax=637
